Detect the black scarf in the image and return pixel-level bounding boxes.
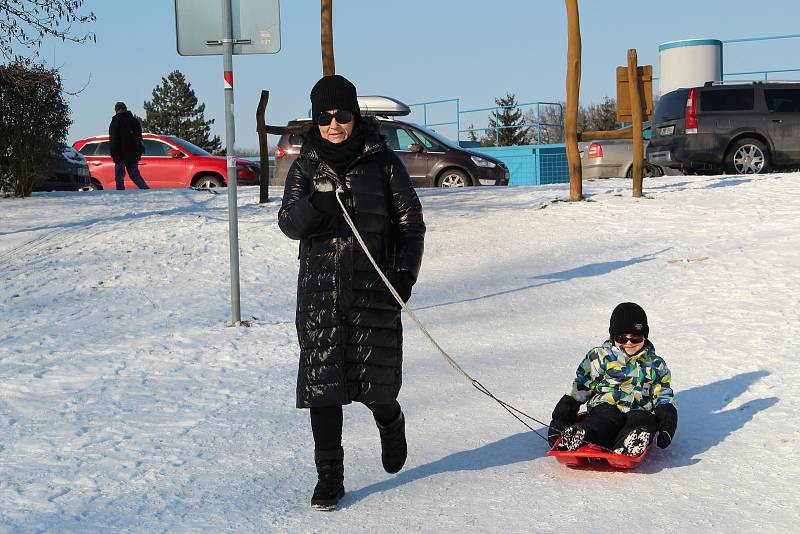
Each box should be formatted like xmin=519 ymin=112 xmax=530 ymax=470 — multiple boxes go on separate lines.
xmin=307 ymin=119 xmax=367 ymax=177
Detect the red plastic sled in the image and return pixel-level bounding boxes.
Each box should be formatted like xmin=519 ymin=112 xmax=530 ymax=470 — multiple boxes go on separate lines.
xmin=547 ymin=439 xmax=651 ymax=469
xmin=546 ymin=414 xmax=654 ymax=469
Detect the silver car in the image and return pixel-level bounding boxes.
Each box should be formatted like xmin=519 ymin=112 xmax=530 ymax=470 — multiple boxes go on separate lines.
xmin=579 ymin=123 xmax=674 ymax=179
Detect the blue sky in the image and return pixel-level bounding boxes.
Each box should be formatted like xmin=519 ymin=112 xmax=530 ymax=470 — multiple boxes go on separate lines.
xmin=43 ymin=0 xmax=800 ymax=149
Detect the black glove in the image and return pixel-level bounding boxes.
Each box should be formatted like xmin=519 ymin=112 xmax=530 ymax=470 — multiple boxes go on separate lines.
xmin=654 ymin=403 xmax=677 ymax=449
xmin=548 ymin=395 xmax=581 ymax=447
xmin=310 ymin=188 xmax=352 ymax=217
xmin=394 ymin=270 xmax=415 ymax=303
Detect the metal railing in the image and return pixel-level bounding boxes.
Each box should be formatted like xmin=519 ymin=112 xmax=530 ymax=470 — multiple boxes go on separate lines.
xmin=408 ymin=99 xmax=564 ymax=146
xmin=723 ymin=68 xmax=800 ymax=81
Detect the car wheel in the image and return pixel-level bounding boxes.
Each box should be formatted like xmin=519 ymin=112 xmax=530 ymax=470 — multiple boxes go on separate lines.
xmin=87 ymin=180 xmax=102 ymax=191
xmin=437 ymin=169 xmax=470 ymax=187
xmin=725 ymin=138 xmax=770 ymax=175
xmin=625 ymin=164 xmax=659 ymax=179
xmin=194 ymin=174 xmax=225 ymax=188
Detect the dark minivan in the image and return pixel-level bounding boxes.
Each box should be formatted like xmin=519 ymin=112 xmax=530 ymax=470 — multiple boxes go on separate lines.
xmin=273 ymin=96 xmax=509 ymax=188
xmin=647 ymin=81 xmax=800 ymax=174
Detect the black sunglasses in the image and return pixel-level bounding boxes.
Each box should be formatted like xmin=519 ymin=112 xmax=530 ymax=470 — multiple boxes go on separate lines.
xmin=614 ymin=334 xmax=645 ymax=345
xmin=316 ymin=110 xmax=354 ymax=126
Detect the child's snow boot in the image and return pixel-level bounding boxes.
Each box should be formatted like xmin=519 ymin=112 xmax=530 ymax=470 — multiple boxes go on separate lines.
xmin=311 ymin=447 xmax=345 ymax=511
xmin=376 ymin=410 xmax=407 ymax=474
xmin=559 ymin=424 xmax=586 ymax=451
xmin=614 ymin=427 xmax=652 ymax=456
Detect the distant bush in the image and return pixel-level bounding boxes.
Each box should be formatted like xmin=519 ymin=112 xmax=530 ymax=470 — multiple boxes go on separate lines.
xmin=0 ymin=63 xmax=70 ymax=197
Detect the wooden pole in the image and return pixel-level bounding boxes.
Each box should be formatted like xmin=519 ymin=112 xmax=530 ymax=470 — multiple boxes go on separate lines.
xmin=321 ymin=0 xmax=335 ymax=76
xmin=256 ymin=90 xmax=270 ymax=204
xmin=628 ymin=48 xmax=644 ymax=198
xmin=565 ymin=0 xmax=582 ymax=201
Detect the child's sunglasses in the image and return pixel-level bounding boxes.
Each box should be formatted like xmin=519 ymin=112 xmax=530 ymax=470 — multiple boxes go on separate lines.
xmin=614 ymin=334 xmax=645 ymax=344
xmin=316 ymin=110 xmax=354 ymax=126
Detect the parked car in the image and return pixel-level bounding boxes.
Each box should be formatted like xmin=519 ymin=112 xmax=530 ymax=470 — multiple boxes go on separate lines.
xmin=72 ymin=134 xmax=260 ymax=189
xmin=33 ymin=145 xmax=92 ymax=192
xmin=647 ymin=81 xmax=800 ymax=174
xmin=273 ymin=96 xmax=509 ymax=188
xmin=579 ymin=122 xmax=672 ymax=179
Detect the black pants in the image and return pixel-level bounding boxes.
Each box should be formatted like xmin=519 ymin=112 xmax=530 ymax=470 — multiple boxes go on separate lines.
xmin=310 ymin=401 xmax=401 ymax=451
xmin=581 ymin=404 xmax=658 ymax=450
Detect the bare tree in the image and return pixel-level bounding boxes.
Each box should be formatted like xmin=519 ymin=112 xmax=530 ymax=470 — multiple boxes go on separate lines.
xmin=1 ymin=0 xmax=95 ymax=66
xmin=524 ymin=97 xmax=618 ymax=144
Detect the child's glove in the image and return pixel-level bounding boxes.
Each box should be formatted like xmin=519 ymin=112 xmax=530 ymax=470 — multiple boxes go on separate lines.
xmin=654 ymin=403 xmax=678 ymax=448
xmin=548 ymin=395 xmax=581 ymax=447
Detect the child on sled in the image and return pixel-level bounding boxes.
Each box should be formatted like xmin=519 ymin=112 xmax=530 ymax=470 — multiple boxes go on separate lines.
xmin=548 ymin=302 xmax=678 ymax=456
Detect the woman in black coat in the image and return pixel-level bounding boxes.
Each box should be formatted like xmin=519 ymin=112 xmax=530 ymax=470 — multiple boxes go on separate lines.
xmin=278 ymin=75 xmax=425 ymax=510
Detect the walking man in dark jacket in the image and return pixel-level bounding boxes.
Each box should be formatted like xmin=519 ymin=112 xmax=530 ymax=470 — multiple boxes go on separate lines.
xmin=109 ymin=102 xmax=149 ymax=190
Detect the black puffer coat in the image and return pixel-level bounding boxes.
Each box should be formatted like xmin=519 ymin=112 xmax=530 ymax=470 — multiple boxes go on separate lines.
xmin=278 ymin=122 xmax=425 ymax=408
xmin=108 ymin=110 xmax=143 ymax=163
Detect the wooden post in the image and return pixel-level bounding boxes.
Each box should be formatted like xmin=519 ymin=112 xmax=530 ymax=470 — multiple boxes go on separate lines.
xmin=627 ymin=48 xmax=644 ymax=198
xmin=565 ymin=0 xmax=582 ymax=202
xmin=321 ymin=0 xmax=335 ymax=76
xmin=256 ymin=90 xmax=270 ymax=204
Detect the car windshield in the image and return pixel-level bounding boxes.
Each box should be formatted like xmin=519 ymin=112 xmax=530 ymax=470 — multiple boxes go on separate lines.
xmin=404 ymin=123 xmax=458 ymax=150
xmin=167 ymin=136 xmax=212 ymax=156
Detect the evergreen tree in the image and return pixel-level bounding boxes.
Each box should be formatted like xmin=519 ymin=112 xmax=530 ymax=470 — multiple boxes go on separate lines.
xmin=467 ymin=123 xmax=480 ymax=143
xmin=484 ymin=92 xmax=529 ymax=147
xmin=142 ymin=70 xmax=222 ymax=153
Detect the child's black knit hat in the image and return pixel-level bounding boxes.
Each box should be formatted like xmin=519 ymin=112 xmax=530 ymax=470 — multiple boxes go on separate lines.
xmin=609 ymin=302 xmax=649 ymax=338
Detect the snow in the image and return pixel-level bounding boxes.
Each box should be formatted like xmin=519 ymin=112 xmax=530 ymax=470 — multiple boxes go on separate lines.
xmin=1 ymin=174 xmax=798 ymax=532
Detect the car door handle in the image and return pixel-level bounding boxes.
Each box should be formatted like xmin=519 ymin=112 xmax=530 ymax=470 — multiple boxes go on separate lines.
xmin=772 ymin=119 xmax=782 ymax=123
xmin=90 ymin=162 xmax=102 ymax=166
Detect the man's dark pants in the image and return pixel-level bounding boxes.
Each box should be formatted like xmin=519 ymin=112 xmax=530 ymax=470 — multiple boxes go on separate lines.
xmin=114 ymin=161 xmax=149 ymax=190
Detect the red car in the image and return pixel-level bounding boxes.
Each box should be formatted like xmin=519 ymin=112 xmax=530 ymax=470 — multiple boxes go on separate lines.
xmin=72 ymin=134 xmax=260 ymax=190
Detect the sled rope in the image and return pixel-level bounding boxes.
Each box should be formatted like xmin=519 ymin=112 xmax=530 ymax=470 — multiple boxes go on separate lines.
xmin=335 ymin=188 xmax=556 ymax=443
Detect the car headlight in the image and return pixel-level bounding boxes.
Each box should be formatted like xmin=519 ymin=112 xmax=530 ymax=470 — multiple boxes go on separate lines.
xmin=470 ymin=155 xmax=496 ymax=168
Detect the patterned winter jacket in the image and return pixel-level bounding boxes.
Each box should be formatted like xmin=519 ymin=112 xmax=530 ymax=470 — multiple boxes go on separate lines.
xmin=568 ymin=340 xmax=674 ymax=412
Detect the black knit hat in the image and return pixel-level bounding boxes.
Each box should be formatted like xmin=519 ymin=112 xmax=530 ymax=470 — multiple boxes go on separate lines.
xmin=608 ymin=302 xmax=649 ymax=338
xmin=310 ymin=74 xmax=361 ymax=122
xmin=114 ymin=101 xmax=127 ymax=112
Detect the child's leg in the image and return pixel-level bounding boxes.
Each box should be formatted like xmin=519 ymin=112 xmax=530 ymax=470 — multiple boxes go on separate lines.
xmin=581 ymin=403 xmax=626 ymax=449
xmin=613 ymin=410 xmax=658 ymax=455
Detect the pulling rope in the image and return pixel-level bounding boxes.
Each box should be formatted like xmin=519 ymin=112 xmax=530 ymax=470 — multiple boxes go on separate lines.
xmin=334 ymin=188 xmax=560 ymax=445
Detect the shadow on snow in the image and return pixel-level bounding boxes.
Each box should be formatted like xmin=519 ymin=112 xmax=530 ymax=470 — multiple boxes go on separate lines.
xmin=342 ymin=370 xmax=776 ymax=506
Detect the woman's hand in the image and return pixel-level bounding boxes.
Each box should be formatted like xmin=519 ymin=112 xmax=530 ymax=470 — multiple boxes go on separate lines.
xmin=310 ymin=188 xmax=352 ymax=218
xmin=394 ymin=270 xmax=415 ymax=303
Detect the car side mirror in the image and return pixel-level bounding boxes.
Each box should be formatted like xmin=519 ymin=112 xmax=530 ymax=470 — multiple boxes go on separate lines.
xmin=167 ymin=149 xmax=184 ymax=158
xmin=407 ymin=143 xmax=424 ymax=153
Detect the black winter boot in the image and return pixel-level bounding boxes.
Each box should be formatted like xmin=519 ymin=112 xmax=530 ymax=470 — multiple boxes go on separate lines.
xmin=613 ymin=427 xmax=652 ymax=456
xmin=311 ymin=447 xmax=345 ymax=511
xmin=376 ymin=411 xmax=407 ymax=474
xmin=558 ymin=424 xmax=586 ymax=451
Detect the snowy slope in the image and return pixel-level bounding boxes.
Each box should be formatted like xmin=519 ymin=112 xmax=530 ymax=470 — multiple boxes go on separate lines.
xmin=1 ymin=174 xmax=798 ymax=532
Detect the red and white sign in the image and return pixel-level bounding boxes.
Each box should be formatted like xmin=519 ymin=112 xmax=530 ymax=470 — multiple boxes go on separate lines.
xmin=224 ymin=71 xmax=233 ymax=89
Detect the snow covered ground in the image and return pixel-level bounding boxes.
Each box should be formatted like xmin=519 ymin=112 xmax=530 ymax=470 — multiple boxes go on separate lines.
xmin=1 ymin=173 xmax=798 ymax=532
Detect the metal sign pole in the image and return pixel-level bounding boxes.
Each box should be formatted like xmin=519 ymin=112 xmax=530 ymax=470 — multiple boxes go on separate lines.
xmin=222 ymin=0 xmax=242 ymax=324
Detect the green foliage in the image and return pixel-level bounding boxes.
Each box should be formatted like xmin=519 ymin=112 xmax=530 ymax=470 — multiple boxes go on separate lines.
xmin=141 ymin=70 xmax=222 ymax=153
xmin=466 ymin=123 xmax=480 ymax=143
xmin=0 ymin=63 xmax=70 ymax=197
xmin=484 ymin=92 xmax=529 ymax=147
